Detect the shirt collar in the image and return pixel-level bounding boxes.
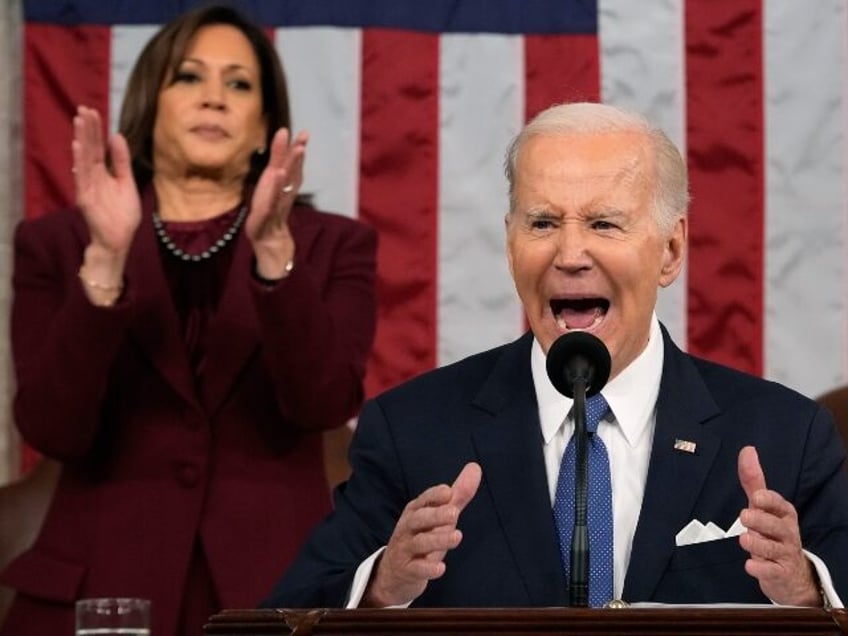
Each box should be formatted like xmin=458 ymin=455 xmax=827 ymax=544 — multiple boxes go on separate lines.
xmin=532 ymin=315 xmax=665 ymax=446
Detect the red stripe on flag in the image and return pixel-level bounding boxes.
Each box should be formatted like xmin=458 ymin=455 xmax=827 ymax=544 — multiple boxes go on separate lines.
xmin=522 ymin=34 xmax=600 ymax=332
xmin=359 ymin=30 xmax=439 ymax=397
xmin=24 ymin=24 xmax=111 ymax=221
xmin=685 ymin=4 xmax=764 ymax=375
xmin=524 ymin=34 xmax=600 ymax=121
xmin=22 ymin=24 xmax=110 ymax=473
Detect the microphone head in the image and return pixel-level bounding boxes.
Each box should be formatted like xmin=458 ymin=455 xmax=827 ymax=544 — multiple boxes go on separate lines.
xmin=545 ymin=331 xmax=612 ymax=398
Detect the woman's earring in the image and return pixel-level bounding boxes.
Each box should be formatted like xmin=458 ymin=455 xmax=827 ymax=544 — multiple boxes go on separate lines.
xmin=256 ymin=146 xmax=266 ymax=155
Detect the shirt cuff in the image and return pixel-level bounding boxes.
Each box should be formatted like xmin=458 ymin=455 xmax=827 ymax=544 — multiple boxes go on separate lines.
xmin=344 ymin=546 xmax=412 ymax=609
xmin=804 ymin=549 xmax=843 ymax=608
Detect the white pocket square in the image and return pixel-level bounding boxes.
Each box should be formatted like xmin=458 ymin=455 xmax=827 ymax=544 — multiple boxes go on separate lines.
xmin=675 ymin=517 xmax=746 ymax=546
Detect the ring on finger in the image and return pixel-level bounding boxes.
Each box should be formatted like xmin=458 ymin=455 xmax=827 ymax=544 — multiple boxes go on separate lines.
xmin=281 ymin=183 xmax=295 ymax=194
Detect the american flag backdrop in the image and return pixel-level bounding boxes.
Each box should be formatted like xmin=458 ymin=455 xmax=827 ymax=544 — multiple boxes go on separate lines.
xmin=8 ymin=0 xmax=848 ymax=474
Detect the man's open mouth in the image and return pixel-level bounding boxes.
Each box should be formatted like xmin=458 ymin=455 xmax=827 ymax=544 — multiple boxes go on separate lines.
xmin=550 ymin=297 xmax=609 ymax=331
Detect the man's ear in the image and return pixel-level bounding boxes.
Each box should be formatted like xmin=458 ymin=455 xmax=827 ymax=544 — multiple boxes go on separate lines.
xmin=659 ymin=216 xmax=687 ymax=288
xmin=505 ymin=213 xmax=515 ymax=279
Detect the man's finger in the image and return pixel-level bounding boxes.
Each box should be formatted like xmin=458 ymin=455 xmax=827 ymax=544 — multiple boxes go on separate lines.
xmin=451 ymin=462 xmax=482 ymax=511
xmin=738 ymin=445 xmax=767 ymax=502
xmin=410 ymin=484 xmax=453 ymax=511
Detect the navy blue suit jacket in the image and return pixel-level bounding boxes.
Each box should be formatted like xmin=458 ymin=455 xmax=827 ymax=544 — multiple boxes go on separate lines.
xmin=265 ymin=327 xmax=848 ymax=607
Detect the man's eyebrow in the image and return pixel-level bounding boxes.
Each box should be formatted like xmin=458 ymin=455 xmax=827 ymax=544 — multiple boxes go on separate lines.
xmin=588 ymin=207 xmax=626 ymax=217
xmin=523 ymin=208 xmax=562 ymax=221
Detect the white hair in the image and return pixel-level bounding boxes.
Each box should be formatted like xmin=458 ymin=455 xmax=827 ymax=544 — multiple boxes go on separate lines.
xmin=504 ymin=102 xmax=690 ymax=234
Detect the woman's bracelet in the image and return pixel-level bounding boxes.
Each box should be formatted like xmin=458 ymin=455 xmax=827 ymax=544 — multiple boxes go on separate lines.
xmin=254 ymin=258 xmax=294 ymax=287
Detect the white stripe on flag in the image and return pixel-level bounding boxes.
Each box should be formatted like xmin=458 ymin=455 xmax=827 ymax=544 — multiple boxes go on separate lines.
xmin=438 ymin=33 xmax=525 ymax=366
xmin=276 ymin=27 xmax=362 ymax=219
xmin=599 ymin=0 xmax=688 ymax=350
xmin=110 ymin=25 xmax=159 ymax=134
xmin=764 ymin=0 xmax=848 ymax=396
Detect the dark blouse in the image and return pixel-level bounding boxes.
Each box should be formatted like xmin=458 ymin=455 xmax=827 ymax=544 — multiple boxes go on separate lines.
xmin=155 ymin=206 xmax=242 ymax=376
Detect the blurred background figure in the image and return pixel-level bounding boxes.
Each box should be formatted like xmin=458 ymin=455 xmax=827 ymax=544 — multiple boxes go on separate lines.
xmin=0 ymin=5 xmax=377 ymax=635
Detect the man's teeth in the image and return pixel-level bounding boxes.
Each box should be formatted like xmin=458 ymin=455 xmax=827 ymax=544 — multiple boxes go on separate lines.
xmin=555 ymin=307 xmax=604 ymax=331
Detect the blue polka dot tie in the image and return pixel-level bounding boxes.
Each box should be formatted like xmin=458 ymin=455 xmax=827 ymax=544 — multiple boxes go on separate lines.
xmin=552 ymin=393 xmax=613 ymax=607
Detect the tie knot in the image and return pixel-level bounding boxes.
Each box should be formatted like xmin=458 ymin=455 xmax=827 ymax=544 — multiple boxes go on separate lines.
xmin=585 ymin=393 xmax=609 ymax=434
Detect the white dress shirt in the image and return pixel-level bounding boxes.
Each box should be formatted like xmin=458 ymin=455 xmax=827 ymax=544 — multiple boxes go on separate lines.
xmin=533 ymin=316 xmax=663 ymax=600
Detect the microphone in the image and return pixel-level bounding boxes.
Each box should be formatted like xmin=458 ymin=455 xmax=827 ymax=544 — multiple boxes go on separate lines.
xmin=545 ymin=331 xmax=611 ymax=399
xmin=546 ymin=331 xmax=611 ymax=608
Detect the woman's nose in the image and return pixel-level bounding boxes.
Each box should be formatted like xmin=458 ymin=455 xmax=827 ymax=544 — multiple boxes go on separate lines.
xmin=200 ymin=79 xmax=226 ymax=109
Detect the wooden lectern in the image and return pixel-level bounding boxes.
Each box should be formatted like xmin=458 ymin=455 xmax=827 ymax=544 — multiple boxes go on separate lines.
xmin=206 ymin=607 xmax=848 ymax=635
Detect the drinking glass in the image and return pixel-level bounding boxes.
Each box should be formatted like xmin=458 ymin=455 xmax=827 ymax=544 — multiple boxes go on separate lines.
xmin=75 ymin=598 xmax=151 ymax=636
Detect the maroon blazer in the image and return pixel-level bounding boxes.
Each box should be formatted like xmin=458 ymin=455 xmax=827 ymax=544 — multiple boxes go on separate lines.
xmin=0 ymin=203 xmax=377 ymax=636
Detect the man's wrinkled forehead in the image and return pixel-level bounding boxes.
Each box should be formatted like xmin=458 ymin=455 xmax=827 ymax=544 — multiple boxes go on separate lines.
xmin=517 ymin=131 xmax=654 ymax=189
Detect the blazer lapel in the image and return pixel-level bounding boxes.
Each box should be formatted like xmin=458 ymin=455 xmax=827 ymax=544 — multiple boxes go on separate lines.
xmin=125 ymin=211 xmax=199 ymax=409
xmin=622 ymin=328 xmax=722 ymax=601
xmin=196 ymin=230 xmax=258 ymax=416
xmin=470 ymin=333 xmax=569 ymax=607
xmin=198 ymin=207 xmax=324 ymax=416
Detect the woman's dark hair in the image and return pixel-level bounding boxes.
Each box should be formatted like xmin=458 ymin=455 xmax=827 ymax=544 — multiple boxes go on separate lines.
xmin=118 ymin=4 xmax=290 ymax=189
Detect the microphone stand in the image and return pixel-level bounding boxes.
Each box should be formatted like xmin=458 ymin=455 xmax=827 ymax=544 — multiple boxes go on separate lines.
xmin=569 ymin=376 xmax=590 ymax=607
xmin=546 ymin=330 xmax=611 ymax=608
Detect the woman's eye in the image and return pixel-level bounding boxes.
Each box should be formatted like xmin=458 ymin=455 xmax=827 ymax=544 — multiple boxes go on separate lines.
xmin=174 ymin=71 xmax=200 ymax=84
xmin=228 ymin=79 xmax=252 ymax=91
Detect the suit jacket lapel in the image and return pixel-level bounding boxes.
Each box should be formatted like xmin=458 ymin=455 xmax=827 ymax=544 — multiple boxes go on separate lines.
xmin=198 ymin=207 xmax=324 ymax=416
xmin=470 ymin=333 xmax=569 ymax=607
xmin=125 ymin=210 xmax=199 ymax=409
xmin=622 ymin=327 xmax=722 ymax=601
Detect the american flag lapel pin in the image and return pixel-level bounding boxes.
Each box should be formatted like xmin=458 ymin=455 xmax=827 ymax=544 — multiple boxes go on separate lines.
xmin=674 ymin=439 xmax=697 ymax=454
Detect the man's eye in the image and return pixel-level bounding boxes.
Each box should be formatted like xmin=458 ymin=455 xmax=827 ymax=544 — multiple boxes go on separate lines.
xmin=593 ymin=220 xmax=617 ymax=230
xmin=530 ymin=219 xmax=555 ymax=230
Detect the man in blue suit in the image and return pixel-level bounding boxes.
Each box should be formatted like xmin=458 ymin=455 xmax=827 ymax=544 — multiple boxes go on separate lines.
xmin=264 ymin=102 xmax=848 ymax=610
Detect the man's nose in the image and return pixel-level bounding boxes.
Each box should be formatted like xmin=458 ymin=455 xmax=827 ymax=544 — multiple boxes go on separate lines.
xmin=553 ymin=225 xmax=592 ymax=271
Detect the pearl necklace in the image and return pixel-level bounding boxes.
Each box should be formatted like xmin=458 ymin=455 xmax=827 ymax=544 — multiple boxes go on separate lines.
xmin=152 ymin=206 xmax=248 ymax=262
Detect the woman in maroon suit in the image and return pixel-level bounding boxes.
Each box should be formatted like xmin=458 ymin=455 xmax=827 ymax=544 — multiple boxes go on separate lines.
xmin=0 ymin=6 xmax=377 ymax=635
